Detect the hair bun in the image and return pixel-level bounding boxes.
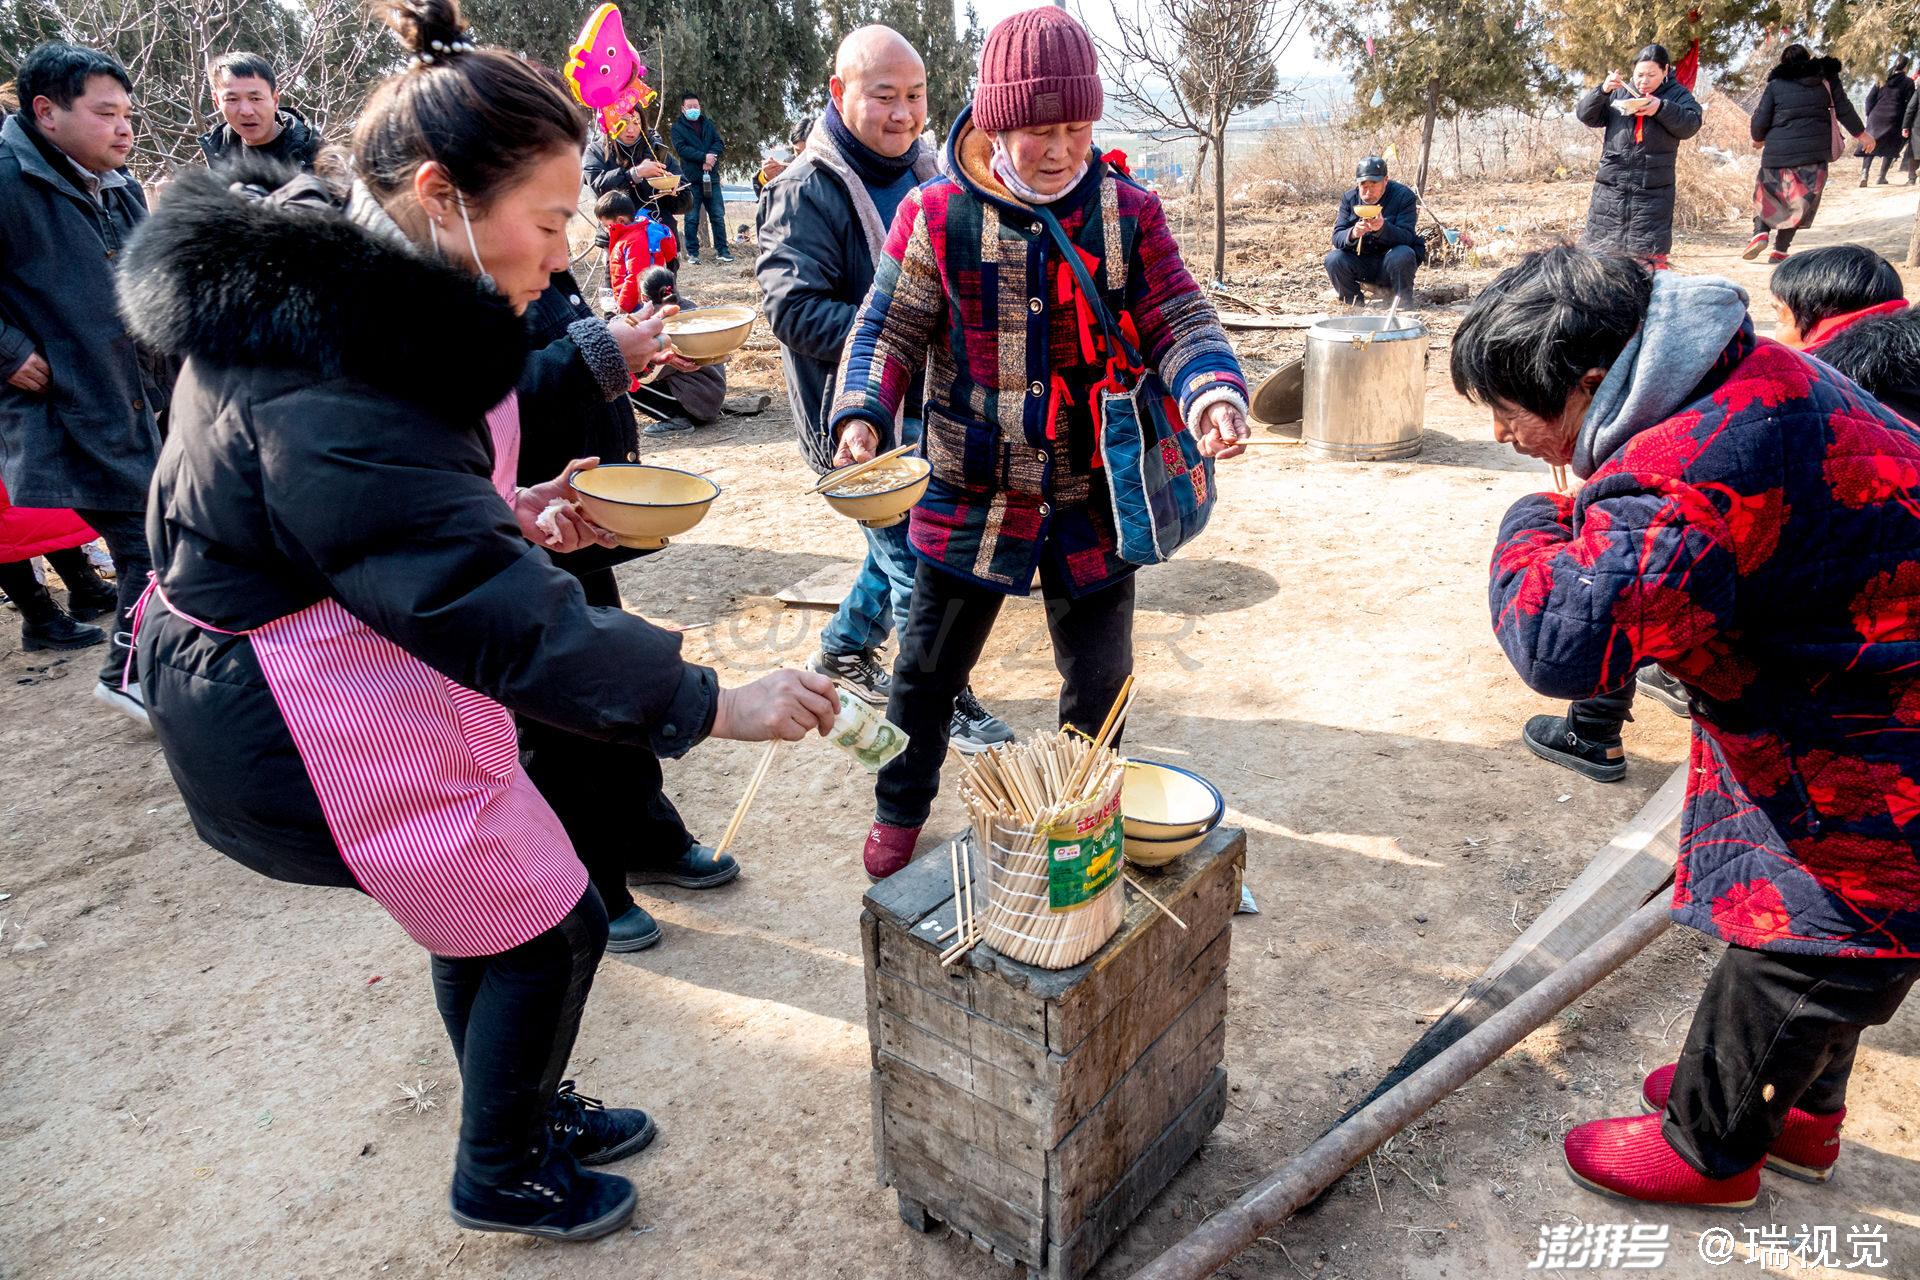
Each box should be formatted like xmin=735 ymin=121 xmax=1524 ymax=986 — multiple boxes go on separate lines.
xmin=381 ymin=0 xmax=472 ymax=61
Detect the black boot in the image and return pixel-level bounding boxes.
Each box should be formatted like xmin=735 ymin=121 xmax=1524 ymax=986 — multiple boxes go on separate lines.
xmin=449 ymin=1149 xmax=637 ymax=1241
xmin=9 ymin=573 xmax=106 ymax=652
xmin=54 ymin=557 xmax=119 ymax=621
xmin=548 ymin=1081 xmax=658 ymax=1166
xmin=1522 ymin=713 xmax=1627 ymax=783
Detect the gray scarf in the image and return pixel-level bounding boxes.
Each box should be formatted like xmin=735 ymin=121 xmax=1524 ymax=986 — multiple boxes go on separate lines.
xmin=1573 ymin=271 xmax=1751 ymax=478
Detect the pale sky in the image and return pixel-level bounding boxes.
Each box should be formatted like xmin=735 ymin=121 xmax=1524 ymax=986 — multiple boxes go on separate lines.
xmin=958 ymin=0 xmax=1342 ymax=78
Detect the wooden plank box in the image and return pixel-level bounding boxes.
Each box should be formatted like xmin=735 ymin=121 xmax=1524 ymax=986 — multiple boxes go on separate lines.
xmin=860 ymin=825 xmax=1245 ymax=1279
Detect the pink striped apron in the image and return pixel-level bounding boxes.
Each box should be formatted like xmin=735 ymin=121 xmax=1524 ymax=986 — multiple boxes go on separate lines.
xmin=136 ymin=393 xmax=587 ymax=958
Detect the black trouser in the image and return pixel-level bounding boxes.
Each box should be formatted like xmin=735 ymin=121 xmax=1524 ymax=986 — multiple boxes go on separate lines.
xmin=1570 ymin=681 xmax=1637 ymax=741
xmin=1751 ymin=215 xmax=1806 ymax=254
xmin=0 ymin=546 xmax=98 ymax=622
xmin=70 ymin=508 xmax=151 ymax=685
xmin=1663 ymin=944 xmax=1920 ymax=1179
xmin=876 ymin=557 xmax=1135 ymax=828
xmin=431 ymin=887 xmax=608 ymax=1190
xmin=516 ymin=566 xmax=694 ymax=918
xmin=1861 ymin=151 xmax=1894 ymax=182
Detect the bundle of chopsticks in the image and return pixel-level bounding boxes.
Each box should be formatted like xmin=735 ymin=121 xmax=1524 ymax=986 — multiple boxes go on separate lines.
xmin=945 ymin=678 xmax=1135 ymax=969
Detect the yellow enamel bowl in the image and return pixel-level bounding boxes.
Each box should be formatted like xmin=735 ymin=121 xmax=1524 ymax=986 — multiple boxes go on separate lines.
xmin=568 ymin=463 xmax=719 ymax=550
xmin=822 ymin=456 xmax=933 ymax=529
xmin=646 ymin=173 xmax=685 ymax=193
xmin=1123 ymin=828 xmax=1210 ymax=869
xmin=1352 ymin=203 xmax=1383 ymax=219
xmin=663 ymin=305 xmax=757 ymax=361
xmin=1122 ymin=760 xmax=1224 ymax=843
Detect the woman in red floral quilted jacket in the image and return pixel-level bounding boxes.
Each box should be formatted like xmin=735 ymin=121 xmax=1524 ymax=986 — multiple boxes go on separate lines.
xmin=1454 ymin=246 xmax=1920 ymax=1211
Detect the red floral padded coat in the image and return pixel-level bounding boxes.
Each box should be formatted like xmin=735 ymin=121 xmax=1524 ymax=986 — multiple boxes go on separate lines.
xmin=1492 ymin=324 xmax=1920 ymax=959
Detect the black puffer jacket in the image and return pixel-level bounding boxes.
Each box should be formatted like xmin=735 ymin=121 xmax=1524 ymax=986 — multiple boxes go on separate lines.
xmin=583 ymin=126 xmax=692 ymax=222
xmin=1863 ymin=72 xmax=1915 ymax=151
xmin=117 ymin=164 xmax=715 ymax=887
xmin=198 ymin=107 xmax=321 ymax=173
xmin=1575 ymin=76 xmax=1704 ymax=258
xmin=1751 ymin=56 xmax=1866 ymax=169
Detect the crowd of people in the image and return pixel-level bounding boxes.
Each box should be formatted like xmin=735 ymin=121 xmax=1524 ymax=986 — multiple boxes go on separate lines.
xmin=0 ymin=0 xmax=1916 ymax=1253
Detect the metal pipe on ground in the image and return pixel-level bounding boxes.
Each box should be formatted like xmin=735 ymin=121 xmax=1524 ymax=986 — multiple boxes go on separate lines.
xmin=1129 ymin=897 xmax=1675 ymax=1280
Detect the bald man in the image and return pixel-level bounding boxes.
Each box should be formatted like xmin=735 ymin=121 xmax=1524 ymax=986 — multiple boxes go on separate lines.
xmin=755 ymin=26 xmax=1013 ymax=752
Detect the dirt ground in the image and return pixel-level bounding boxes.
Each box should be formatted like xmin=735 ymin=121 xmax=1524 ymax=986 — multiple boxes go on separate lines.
xmin=3 ymin=179 xmax=1917 ymax=1280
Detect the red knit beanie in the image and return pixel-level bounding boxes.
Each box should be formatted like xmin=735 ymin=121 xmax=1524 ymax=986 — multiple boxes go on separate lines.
xmin=972 ymin=7 xmax=1104 ymax=132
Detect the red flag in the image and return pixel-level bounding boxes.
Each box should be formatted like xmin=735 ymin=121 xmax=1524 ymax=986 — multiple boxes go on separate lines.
xmin=1675 ymin=10 xmax=1701 ymax=91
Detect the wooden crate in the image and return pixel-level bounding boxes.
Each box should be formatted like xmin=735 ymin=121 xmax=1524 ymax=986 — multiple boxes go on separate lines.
xmin=860 ymin=825 xmax=1245 ymax=1279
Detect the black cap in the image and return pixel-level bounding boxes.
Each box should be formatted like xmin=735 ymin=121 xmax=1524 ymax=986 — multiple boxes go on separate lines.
xmin=1357 ymin=155 xmax=1388 ymax=180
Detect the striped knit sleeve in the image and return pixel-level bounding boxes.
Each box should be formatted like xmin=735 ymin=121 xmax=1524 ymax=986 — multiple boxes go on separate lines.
xmin=829 ymin=187 xmax=942 ymax=444
xmin=1125 ymin=191 xmax=1247 ymax=427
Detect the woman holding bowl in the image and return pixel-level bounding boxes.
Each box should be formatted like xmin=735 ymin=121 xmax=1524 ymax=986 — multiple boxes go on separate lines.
xmin=828 ymin=7 xmax=1249 ymax=879
xmin=1575 ymin=44 xmax=1703 ymax=269
xmin=119 ymin=0 xmax=836 ymax=1243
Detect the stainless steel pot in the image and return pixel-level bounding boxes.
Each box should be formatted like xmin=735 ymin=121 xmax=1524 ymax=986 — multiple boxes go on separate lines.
xmin=1302 ymin=315 xmax=1427 ymax=461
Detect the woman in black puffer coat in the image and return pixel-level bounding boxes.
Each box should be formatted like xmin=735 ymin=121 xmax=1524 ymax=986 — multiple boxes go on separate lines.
xmin=1861 ymin=56 xmax=1913 ymax=186
xmin=1575 ymin=43 xmax=1703 ymax=265
xmin=1746 ymin=45 xmax=1872 ymax=261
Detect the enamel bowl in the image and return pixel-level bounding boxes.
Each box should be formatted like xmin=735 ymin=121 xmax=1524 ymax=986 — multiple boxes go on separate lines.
xmin=821 ymin=457 xmax=933 ymax=529
xmin=646 ymin=173 xmax=686 ymax=193
xmin=568 ymin=463 xmax=719 ymax=550
xmin=1352 ymin=203 xmax=1382 ymax=219
xmin=661 ymin=305 xmax=757 ymax=361
xmin=1122 ymin=827 xmax=1213 ymax=869
xmin=1122 ymin=760 xmax=1224 ymax=843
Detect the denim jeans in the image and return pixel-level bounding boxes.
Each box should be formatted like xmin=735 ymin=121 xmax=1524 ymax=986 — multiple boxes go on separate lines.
xmin=682 ymin=173 xmax=728 ymax=256
xmin=71 ymin=507 xmax=151 ymax=686
xmin=432 ymin=887 xmax=608 ymax=1189
xmin=819 ymin=517 xmax=917 ymax=657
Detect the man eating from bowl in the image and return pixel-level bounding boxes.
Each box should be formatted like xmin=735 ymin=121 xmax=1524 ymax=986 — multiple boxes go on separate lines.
xmin=1324 ymin=154 xmax=1424 ymax=307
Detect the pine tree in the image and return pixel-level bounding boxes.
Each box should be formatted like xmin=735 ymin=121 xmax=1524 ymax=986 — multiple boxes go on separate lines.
xmin=1316 ymin=0 xmax=1552 ymax=196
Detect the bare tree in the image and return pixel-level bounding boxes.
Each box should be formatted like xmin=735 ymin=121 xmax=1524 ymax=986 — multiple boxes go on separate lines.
xmin=2 ymin=0 xmax=388 ymax=176
xmin=1081 ymin=0 xmax=1309 ymax=284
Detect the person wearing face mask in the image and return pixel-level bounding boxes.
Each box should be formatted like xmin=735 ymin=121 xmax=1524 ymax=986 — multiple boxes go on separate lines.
xmin=0 ymin=42 xmax=171 ymax=727
xmin=117 ymin=0 xmax=838 ymax=1243
xmin=829 ymin=7 xmax=1249 ymax=880
xmin=757 ymin=26 xmax=1015 ymax=759
xmin=1455 ymin=244 xmax=1920 ymax=1212
xmin=1574 ymin=44 xmax=1703 ymax=268
xmin=1745 ymin=45 xmax=1872 ymax=264
xmin=670 ymin=92 xmax=731 ymax=263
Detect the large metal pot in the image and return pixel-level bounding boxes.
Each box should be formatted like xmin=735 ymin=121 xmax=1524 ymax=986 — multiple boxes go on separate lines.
xmin=1302 ymin=315 xmax=1428 ymax=461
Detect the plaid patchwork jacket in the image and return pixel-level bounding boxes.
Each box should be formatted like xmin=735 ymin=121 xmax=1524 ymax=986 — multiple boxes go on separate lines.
xmin=830 ymin=109 xmax=1246 ymax=596
xmin=1492 ymin=328 xmax=1920 ymax=959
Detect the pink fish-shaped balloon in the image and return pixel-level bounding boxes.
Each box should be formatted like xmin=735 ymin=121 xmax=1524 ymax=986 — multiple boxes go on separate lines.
xmin=564 ymin=4 xmax=658 ymax=140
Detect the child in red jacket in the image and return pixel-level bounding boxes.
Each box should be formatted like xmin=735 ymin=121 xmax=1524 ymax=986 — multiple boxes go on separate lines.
xmin=595 ymin=191 xmax=678 ymax=314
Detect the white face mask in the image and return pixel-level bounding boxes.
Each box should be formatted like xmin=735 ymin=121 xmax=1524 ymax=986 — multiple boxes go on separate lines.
xmin=429 ymin=192 xmax=496 ymax=294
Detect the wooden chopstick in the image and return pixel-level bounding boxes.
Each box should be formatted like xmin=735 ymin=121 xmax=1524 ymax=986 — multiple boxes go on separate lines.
xmin=804 ymin=442 xmax=918 ymax=495
xmin=1124 ymin=873 xmax=1188 ymax=930
xmin=714 ymin=740 xmax=779 ymax=857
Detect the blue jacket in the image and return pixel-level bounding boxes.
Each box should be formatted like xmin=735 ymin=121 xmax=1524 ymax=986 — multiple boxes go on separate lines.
xmin=1330 ymin=179 xmax=1425 ymax=263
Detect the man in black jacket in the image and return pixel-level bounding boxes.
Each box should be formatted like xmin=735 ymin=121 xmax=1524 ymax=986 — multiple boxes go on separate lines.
xmin=1324 ymin=156 xmax=1425 ymax=306
xmin=0 ymin=42 xmax=168 ymax=725
xmin=670 ymin=93 xmax=731 ymax=263
xmin=198 ymin=53 xmax=320 ymax=173
xmin=514 ymin=271 xmax=740 ymax=953
xmin=756 ymin=25 xmax=1013 ymax=753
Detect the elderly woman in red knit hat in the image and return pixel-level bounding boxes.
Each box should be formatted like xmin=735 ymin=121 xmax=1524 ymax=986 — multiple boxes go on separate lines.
xmin=829 ymin=6 xmax=1249 ymax=879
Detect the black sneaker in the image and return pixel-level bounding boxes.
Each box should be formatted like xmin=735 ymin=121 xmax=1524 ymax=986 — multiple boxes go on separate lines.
xmin=1522 ymin=714 xmax=1627 ymax=783
xmin=629 ymin=843 xmax=740 ymax=889
xmin=716 ymin=252 xmax=736 ymax=263
xmin=63 ymin=578 xmax=119 ymax=622
xmin=549 ymin=1081 xmax=658 ymax=1167
xmin=684 ymin=253 xmax=701 ymax=265
xmin=605 ymin=904 xmax=663 ymax=953
xmin=809 ymin=648 xmax=891 ymax=706
xmin=1636 ymin=666 xmax=1691 ymax=718
xmin=449 ymin=1151 xmax=636 ymax=1241
xmin=950 ymin=686 xmax=1015 ymax=754
xmin=643 ymin=418 xmax=694 ymax=437
xmin=21 ymin=611 xmax=105 ymax=651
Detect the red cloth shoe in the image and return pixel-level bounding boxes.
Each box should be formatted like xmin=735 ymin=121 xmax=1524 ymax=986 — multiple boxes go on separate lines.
xmin=864 ymin=821 xmax=922 ymax=881
xmin=1742 ymin=231 xmax=1770 ymax=260
xmin=1564 ymin=1113 xmax=1760 ymax=1209
xmin=1641 ymin=1063 xmax=1845 ymax=1182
